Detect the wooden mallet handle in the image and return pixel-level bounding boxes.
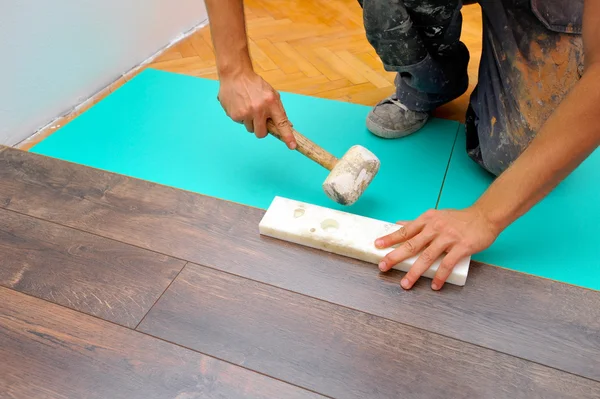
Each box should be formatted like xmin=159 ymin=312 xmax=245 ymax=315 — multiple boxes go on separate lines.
xmin=267 ymin=120 xmax=338 ymax=171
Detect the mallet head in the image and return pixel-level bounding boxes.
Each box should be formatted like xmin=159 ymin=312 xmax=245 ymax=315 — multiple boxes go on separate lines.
xmin=322 ymin=145 xmax=380 ymax=206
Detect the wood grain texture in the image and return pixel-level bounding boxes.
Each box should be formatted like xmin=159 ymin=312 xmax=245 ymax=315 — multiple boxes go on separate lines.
xmin=0 ymin=207 xmax=185 ymax=328
xmin=138 ymin=264 xmax=600 ymax=399
xmin=1 ymin=146 xmax=599 ymax=382
xmin=266 ymin=120 xmax=338 ymax=170
xmin=0 ymin=287 xmax=324 ymax=399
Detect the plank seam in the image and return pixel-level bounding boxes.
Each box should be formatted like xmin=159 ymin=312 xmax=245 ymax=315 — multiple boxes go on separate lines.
xmin=0 ymin=207 xmax=192 ymax=263
xmin=2 ymin=147 xmax=272 ymax=214
xmin=134 ymin=262 xmax=190 ymax=330
xmin=146 ymin=262 xmax=600 ymax=384
xmin=0 ymin=285 xmax=334 ymax=399
xmin=435 ymin=123 xmax=461 ymax=209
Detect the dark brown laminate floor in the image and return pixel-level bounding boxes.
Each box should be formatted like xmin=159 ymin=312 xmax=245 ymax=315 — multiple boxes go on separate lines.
xmin=0 ymin=287 xmax=324 ymax=399
xmin=1 ymin=145 xmax=600 ymax=398
xmin=1 ymin=146 xmax=599 ymax=383
xmin=0 ymin=207 xmax=185 ymax=328
xmin=136 ymin=263 xmax=599 ymax=399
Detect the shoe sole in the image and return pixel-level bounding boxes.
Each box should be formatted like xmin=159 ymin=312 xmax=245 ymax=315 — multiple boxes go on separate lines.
xmin=365 ymin=115 xmax=430 ymax=139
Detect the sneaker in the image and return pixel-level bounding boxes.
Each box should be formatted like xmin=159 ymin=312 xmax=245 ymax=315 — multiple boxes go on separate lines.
xmin=366 ymin=95 xmax=430 ymax=138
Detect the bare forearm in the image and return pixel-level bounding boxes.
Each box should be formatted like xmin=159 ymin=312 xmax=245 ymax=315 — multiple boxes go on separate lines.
xmin=206 ymin=1 xmax=296 ymax=147
xmin=473 ymin=64 xmax=600 ymax=231
xmin=205 ymin=0 xmax=253 ymax=78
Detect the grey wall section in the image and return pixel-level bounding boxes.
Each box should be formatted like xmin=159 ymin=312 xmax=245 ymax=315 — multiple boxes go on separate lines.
xmin=0 ymin=0 xmax=208 ymax=146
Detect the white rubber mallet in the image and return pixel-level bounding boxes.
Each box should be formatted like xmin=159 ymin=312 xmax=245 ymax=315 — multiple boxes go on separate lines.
xmin=267 ymin=120 xmax=380 ymax=206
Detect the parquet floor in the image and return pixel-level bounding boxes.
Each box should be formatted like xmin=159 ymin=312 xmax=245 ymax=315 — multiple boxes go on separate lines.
xmin=19 ymin=0 xmax=482 ymax=150
xmin=150 ymin=0 xmax=482 ymax=120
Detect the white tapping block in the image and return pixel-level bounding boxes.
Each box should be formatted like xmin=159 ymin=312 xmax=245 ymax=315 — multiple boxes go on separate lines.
xmin=258 ymin=196 xmax=470 ymax=286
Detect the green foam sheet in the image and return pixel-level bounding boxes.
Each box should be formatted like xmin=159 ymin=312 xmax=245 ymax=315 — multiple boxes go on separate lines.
xmin=31 ymin=69 xmax=459 ymax=223
xmin=438 ymin=127 xmax=600 ymax=290
xmin=31 ymin=69 xmax=599 ymax=290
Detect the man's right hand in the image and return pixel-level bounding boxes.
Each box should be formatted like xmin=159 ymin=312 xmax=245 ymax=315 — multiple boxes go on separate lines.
xmin=205 ymin=0 xmax=296 ymax=149
xmin=218 ymin=71 xmax=297 ymax=150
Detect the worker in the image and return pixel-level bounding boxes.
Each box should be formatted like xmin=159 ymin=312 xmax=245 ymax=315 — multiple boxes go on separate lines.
xmin=205 ymin=0 xmax=600 ymax=290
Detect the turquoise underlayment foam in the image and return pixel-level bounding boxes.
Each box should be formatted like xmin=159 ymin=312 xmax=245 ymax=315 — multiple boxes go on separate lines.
xmin=31 ymin=68 xmax=599 ymax=290
xmin=438 ymin=128 xmax=600 ymax=290
xmin=31 ymin=69 xmax=458 ymax=222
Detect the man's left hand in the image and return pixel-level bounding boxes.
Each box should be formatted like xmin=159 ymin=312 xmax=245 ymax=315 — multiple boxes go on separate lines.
xmin=375 ymin=207 xmax=500 ymax=290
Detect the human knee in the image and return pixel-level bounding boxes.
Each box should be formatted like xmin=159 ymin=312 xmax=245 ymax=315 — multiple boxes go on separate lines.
xmin=362 ymin=0 xmax=411 ymax=40
xmin=362 ymin=0 xmax=428 ymax=68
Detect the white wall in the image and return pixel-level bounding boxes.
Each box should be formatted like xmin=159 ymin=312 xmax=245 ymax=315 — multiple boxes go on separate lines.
xmin=0 ymin=0 xmax=208 ymax=146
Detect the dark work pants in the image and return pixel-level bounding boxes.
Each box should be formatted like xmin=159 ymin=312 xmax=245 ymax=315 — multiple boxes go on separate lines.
xmin=358 ymin=0 xmax=584 ymax=176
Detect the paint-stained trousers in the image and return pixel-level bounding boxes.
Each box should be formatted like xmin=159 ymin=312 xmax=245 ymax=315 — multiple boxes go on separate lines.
xmin=358 ymin=0 xmax=584 ymax=175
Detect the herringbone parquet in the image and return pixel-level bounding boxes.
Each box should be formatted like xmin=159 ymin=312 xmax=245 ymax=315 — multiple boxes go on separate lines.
xmin=149 ymin=0 xmax=482 ymax=121
xmin=19 ymin=0 xmax=482 ymax=150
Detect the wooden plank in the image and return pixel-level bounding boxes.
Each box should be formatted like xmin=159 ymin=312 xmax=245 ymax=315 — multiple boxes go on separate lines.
xmin=109 ymin=77 xmax=128 ymax=93
xmin=138 ymin=264 xmax=600 ymax=399
xmin=355 ymin=52 xmax=396 ymax=84
xmin=152 ymin=49 xmax=183 ymax=63
xmin=313 ymin=47 xmax=368 ymax=84
xmin=148 ymin=56 xmax=213 ymax=73
xmin=287 ymin=29 xmax=366 ymax=50
xmin=347 ymin=86 xmax=396 ymax=106
xmin=335 ymin=50 xmax=392 ymax=88
xmin=272 ymin=41 xmax=321 ymax=77
xmin=254 ymin=38 xmax=301 ymax=74
xmin=176 ymin=39 xmax=197 ymax=58
xmin=1 ymin=146 xmax=599 ymax=381
xmin=294 ymin=46 xmax=342 ymax=80
xmin=0 ymin=287 xmax=324 ymax=399
xmin=0 ymin=207 xmax=185 ymax=328
xmin=272 ymin=75 xmax=331 ymax=94
xmin=248 ymin=38 xmax=279 ymax=71
xmin=275 ymin=77 xmax=353 ymax=97
xmin=189 ymin=32 xmax=215 ymax=61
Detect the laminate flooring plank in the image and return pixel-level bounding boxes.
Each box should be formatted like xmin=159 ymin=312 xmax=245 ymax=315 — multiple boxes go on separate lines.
xmin=1 ymin=146 xmax=599 ymax=381
xmin=0 ymin=287 xmax=326 ymax=399
xmin=0 ymin=207 xmax=185 ymax=328
xmin=137 ymin=264 xmax=600 ymax=399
